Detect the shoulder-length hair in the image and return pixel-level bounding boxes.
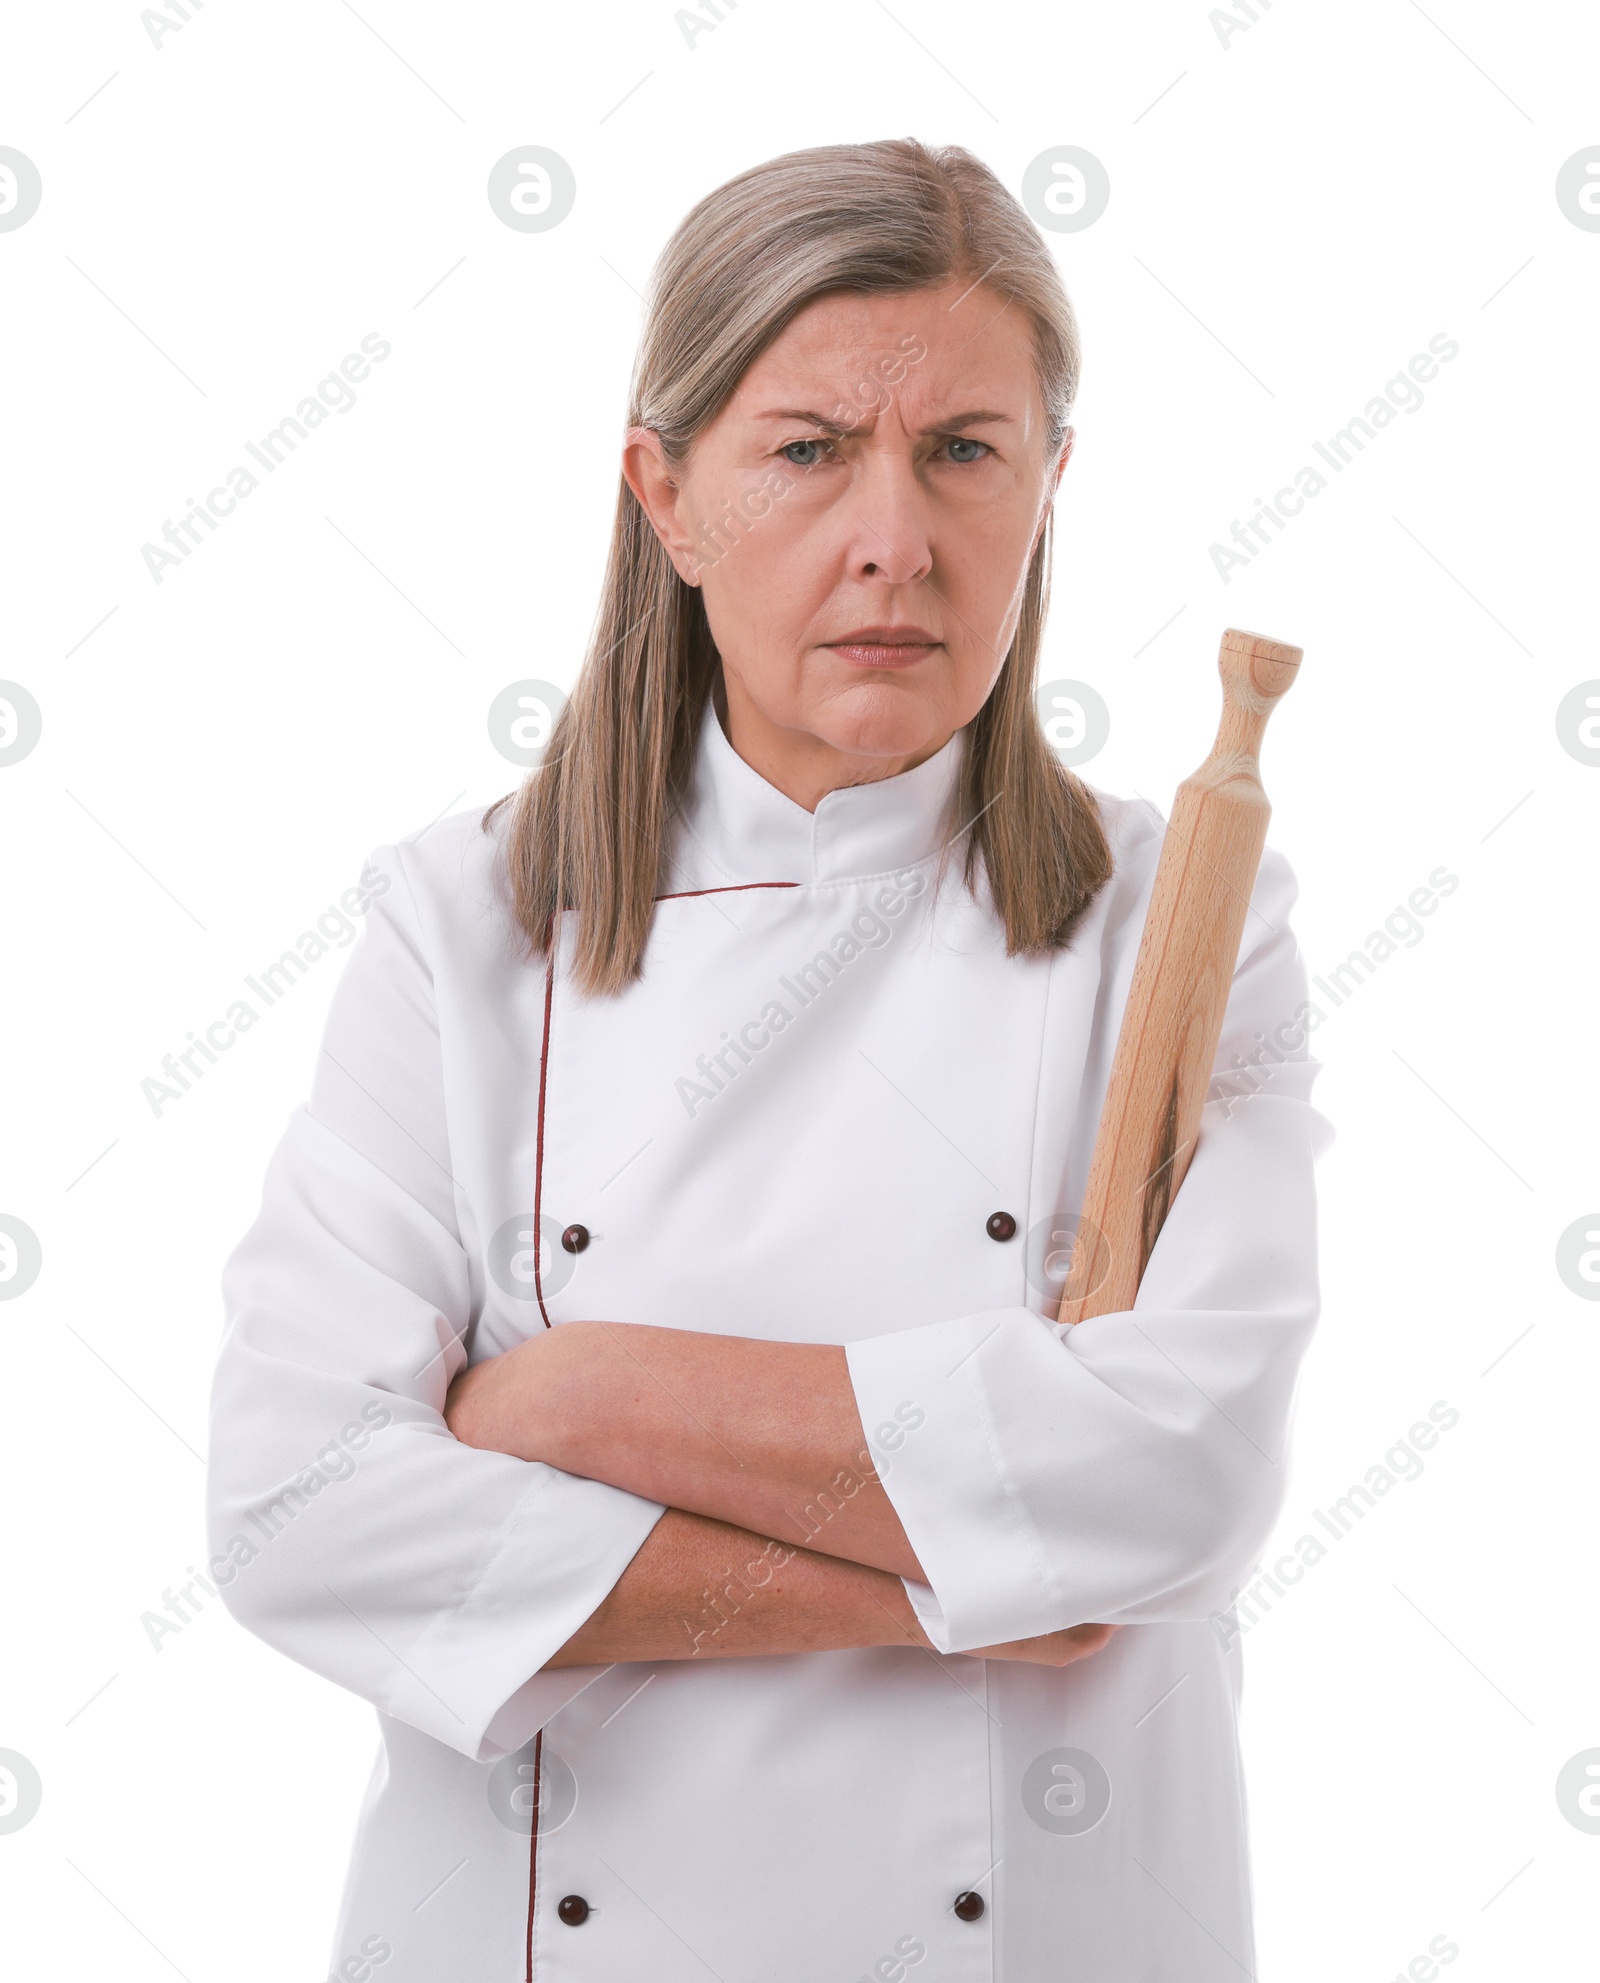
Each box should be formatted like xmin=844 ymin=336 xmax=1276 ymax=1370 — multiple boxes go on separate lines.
xmin=485 ymin=136 xmax=1111 ymax=995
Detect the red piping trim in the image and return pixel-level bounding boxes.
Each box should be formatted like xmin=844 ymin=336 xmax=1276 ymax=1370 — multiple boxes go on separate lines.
xmin=653 ymin=881 xmax=799 ymax=902
xmin=522 ymin=880 xmax=792 ymax=1961
xmin=524 ymin=1728 xmax=543 ymax=1982
xmin=531 ymin=917 xmax=556 ymax=1331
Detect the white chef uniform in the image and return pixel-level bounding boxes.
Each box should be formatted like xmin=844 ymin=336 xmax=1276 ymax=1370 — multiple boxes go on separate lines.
xmin=208 ymin=698 xmax=1328 ymax=1982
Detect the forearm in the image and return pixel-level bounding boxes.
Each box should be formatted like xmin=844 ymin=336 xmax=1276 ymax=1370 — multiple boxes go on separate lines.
xmin=449 ymin=1322 xmax=924 ymax=1580
xmin=542 ymin=1506 xmax=931 ymax=1667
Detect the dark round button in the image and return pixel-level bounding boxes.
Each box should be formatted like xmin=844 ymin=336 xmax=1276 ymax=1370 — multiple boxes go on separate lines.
xmin=557 ymin=1894 xmax=590 ymax=1926
xmin=985 ymin=1211 xmax=1017 ymax=1242
xmin=560 ymin=1224 xmax=590 ymax=1255
xmin=954 ymin=1890 xmax=986 ymax=1921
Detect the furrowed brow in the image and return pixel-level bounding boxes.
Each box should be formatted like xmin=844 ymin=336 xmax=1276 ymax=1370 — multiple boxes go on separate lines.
xmin=756 ymin=407 xmax=1013 ymax=436
xmin=759 ymin=408 xmax=856 ymax=436
xmin=919 ymin=410 xmax=1010 ymax=434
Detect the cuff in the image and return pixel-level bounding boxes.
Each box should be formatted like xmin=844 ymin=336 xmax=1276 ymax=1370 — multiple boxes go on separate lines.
xmin=847 ymin=1307 xmax=1070 ymax=1654
xmin=898 ymin=1576 xmax=953 ymax=1654
xmin=480 ymin=1663 xmax=615 ymax=1759
xmin=405 ymin=1467 xmax=667 ymax=1762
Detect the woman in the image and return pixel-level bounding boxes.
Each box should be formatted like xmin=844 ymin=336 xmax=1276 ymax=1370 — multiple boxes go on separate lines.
xmin=209 ymin=138 xmax=1326 ymax=1981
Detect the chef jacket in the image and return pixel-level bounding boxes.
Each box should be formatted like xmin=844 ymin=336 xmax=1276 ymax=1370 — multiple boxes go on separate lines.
xmin=208 ymin=697 xmax=1328 ymax=1982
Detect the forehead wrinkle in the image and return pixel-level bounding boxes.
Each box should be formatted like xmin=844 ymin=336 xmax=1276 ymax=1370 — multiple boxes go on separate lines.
xmin=935 ymin=293 xmax=1046 ymax=427
xmin=733 ymin=286 xmax=1044 ymax=441
xmin=754 ymin=405 xmax=1017 ymax=437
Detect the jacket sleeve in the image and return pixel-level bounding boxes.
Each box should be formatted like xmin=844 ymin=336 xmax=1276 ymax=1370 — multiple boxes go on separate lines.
xmin=206 ymin=841 xmax=666 ymax=1762
xmin=844 ymin=845 xmax=1331 ymax=1654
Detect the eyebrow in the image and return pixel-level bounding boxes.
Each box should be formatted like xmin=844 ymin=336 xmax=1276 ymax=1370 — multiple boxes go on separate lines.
xmin=756 ymin=407 xmax=1013 ymax=437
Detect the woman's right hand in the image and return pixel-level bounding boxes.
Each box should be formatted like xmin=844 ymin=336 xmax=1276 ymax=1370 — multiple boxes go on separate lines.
xmin=964 ymin=1622 xmax=1121 ymax=1667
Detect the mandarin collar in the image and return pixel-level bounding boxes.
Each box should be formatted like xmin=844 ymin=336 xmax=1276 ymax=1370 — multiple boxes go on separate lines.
xmin=665 ymin=700 xmax=966 ymax=891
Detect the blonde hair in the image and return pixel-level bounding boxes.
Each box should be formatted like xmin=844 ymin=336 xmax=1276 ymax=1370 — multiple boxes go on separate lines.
xmin=486 ymin=137 xmax=1111 ymax=994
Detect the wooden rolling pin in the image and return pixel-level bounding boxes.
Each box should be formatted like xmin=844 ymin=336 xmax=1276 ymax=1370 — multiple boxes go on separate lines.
xmin=1058 ymin=627 xmax=1303 ymax=1325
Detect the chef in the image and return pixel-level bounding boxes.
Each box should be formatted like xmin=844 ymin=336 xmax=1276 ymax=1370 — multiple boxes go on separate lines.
xmin=208 ymin=136 xmax=1327 ymax=1982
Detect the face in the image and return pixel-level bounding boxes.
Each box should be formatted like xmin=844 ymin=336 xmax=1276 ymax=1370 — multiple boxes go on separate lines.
xmin=623 ymin=279 xmax=1072 ymax=810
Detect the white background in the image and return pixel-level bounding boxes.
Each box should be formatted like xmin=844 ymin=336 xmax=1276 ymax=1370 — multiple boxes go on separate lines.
xmin=2 ymin=1 xmax=1597 ymax=1977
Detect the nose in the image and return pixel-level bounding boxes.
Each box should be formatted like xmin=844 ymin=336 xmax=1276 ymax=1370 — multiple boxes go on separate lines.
xmin=844 ymin=447 xmax=934 ymax=588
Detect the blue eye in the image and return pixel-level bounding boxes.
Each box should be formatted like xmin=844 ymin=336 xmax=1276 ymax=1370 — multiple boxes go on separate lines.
xmin=780 ymin=439 xmax=832 ymax=467
xmin=945 ymin=437 xmax=990 ymax=463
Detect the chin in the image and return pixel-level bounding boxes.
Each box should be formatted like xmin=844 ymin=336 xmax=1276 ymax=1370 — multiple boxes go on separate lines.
xmin=818 ymin=716 xmax=945 ymax=764
xmin=812 ymin=682 xmax=950 ymax=763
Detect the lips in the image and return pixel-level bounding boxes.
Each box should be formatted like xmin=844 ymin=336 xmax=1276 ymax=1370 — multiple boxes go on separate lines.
xmin=822 ymin=626 xmax=942 ymax=668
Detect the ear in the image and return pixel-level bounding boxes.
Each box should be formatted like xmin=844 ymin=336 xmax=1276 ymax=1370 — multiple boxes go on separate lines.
xmin=622 ymin=426 xmax=702 ymax=586
xmin=1030 ymin=426 xmax=1074 ymax=554
xmin=1050 ymin=425 xmax=1075 ymax=495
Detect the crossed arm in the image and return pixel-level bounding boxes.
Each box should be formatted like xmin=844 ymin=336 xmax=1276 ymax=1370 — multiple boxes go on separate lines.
xmin=444 ymin=1319 xmax=1117 ymax=1671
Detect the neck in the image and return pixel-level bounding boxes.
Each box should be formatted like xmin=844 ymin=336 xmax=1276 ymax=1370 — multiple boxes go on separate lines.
xmin=714 ymin=672 xmax=955 ymax=815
